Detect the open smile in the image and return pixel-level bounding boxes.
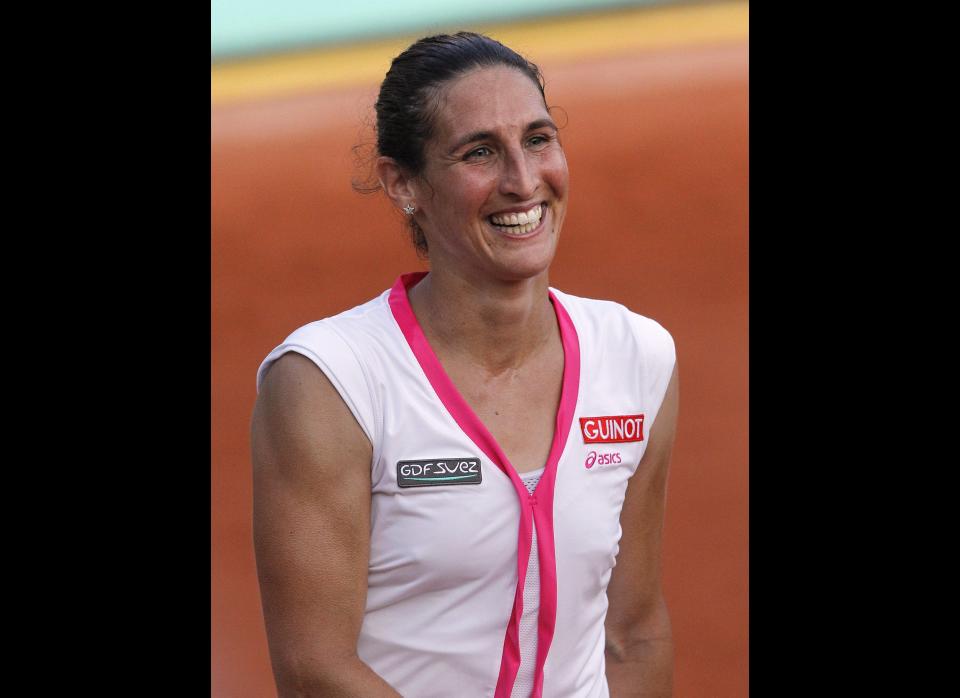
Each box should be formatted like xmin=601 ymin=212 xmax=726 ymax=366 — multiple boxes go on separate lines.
xmin=487 ymin=203 xmax=547 ymax=238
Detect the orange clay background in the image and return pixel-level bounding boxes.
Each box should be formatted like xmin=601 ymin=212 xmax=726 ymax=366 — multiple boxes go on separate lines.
xmin=212 ymin=40 xmax=747 ymax=697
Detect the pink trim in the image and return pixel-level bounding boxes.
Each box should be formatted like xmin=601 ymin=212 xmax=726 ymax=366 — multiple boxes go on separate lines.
xmin=388 ymin=272 xmax=514 ymax=470
xmin=530 ymin=292 xmax=579 ymax=698
xmin=388 ymin=272 xmax=581 ymax=698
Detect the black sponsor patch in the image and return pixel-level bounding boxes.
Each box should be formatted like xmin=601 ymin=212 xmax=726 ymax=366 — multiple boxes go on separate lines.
xmin=397 ymin=457 xmax=482 ymax=488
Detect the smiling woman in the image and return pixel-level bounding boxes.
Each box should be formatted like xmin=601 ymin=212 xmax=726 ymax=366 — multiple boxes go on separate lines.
xmin=251 ymin=32 xmax=679 ymax=698
xmin=379 ymin=64 xmax=568 ymax=287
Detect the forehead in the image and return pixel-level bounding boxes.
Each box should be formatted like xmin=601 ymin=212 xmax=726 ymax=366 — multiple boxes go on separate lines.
xmin=431 ymin=65 xmax=550 ymax=144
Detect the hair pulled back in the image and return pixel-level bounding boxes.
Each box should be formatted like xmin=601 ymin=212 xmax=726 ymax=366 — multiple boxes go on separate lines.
xmin=374 ymin=32 xmax=547 ymax=256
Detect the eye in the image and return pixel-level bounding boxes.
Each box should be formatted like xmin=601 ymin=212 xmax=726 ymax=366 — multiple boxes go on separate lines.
xmin=465 ymin=146 xmax=492 ymax=160
xmin=527 ymin=133 xmax=553 ymax=148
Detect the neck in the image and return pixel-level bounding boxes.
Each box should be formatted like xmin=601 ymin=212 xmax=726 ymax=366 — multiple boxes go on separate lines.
xmin=408 ymin=269 xmax=557 ymax=373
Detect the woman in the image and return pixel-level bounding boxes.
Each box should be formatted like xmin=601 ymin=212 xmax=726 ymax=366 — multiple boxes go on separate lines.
xmin=251 ymin=32 xmax=678 ymax=697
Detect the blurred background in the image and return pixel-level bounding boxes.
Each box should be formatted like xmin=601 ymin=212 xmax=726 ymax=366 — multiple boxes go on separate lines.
xmin=212 ymin=0 xmax=747 ymax=695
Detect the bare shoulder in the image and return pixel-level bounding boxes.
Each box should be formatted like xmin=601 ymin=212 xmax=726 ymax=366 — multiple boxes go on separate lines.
xmin=251 ymin=352 xmax=380 ymax=692
xmin=641 ymin=361 xmax=679 ymax=474
xmin=606 ymin=361 xmax=679 ymax=630
xmin=251 ymin=351 xmax=372 ymax=546
xmin=254 ymin=350 xmax=361 ymax=429
xmin=252 ymin=351 xmax=372 ymax=477
xmin=604 ymin=362 xmax=678 ymax=698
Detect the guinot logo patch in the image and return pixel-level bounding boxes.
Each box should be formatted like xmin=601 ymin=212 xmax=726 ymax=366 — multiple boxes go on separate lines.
xmin=579 ymin=414 xmax=645 ymax=443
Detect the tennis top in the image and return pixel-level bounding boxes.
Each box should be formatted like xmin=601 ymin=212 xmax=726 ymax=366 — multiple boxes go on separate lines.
xmin=256 ymin=272 xmax=676 ymax=698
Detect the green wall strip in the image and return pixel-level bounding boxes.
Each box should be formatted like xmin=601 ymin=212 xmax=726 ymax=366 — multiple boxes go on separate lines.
xmin=212 ymin=0 xmax=680 ymax=61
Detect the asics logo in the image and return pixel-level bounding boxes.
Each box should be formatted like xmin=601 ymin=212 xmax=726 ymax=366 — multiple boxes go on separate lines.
xmin=585 ymin=451 xmax=622 ymax=469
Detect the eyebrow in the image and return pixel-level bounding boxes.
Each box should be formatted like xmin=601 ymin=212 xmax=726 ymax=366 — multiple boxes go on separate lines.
xmin=447 ymin=118 xmax=558 ymax=155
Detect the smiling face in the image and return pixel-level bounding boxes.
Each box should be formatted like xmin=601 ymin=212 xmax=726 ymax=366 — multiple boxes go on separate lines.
xmin=411 ymin=65 xmax=569 ymax=284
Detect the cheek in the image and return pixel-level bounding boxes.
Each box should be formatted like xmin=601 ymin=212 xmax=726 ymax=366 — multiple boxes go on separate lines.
xmin=441 ymin=172 xmax=493 ymax=207
xmin=541 ymin=151 xmax=569 ymax=197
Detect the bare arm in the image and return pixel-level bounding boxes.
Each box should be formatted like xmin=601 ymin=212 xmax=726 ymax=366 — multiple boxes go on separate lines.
xmin=605 ymin=363 xmax=679 ymax=697
xmin=251 ymin=352 xmax=401 ymax=697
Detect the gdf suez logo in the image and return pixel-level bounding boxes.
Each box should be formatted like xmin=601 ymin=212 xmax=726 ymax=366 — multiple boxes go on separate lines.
xmin=397 ymin=457 xmax=482 ymax=487
xmin=584 ymin=451 xmax=622 ymax=469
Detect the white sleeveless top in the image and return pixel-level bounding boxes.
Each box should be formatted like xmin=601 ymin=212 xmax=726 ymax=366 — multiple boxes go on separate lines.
xmin=257 ymin=272 xmax=675 ymax=698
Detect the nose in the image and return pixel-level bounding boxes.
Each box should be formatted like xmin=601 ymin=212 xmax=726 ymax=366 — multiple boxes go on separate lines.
xmin=498 ymin=146 xmax=538 ymax=200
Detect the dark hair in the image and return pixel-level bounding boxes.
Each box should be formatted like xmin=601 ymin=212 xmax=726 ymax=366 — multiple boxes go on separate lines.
xmin=372 ymin=32 xmax=547 ymax=256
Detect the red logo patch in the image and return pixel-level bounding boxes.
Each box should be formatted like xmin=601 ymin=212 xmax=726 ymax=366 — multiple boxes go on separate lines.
xmin=579 ymin=414 xmax=645 ymax=443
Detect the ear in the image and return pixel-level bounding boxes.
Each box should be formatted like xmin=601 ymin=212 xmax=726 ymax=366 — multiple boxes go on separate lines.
xmin=376 ymin=157 xmax=420 ymax=212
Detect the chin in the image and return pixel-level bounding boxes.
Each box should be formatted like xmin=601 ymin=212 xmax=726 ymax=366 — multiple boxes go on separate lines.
xmin=505 ymin=233 xmax=562 ymax=280
xmin=490 ymin=247 xmax=557 ymax=283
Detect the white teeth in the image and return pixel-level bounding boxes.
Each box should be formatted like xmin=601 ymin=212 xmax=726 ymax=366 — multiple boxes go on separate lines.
xmin=501 ymin=219 xmax=540 ymax=236
xmin=490 ymin=204 xmax=543 ymax=226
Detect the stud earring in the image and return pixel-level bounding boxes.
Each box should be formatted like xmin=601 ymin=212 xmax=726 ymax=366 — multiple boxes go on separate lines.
xmin=403 ymin=203 xmax=416 ymax=215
